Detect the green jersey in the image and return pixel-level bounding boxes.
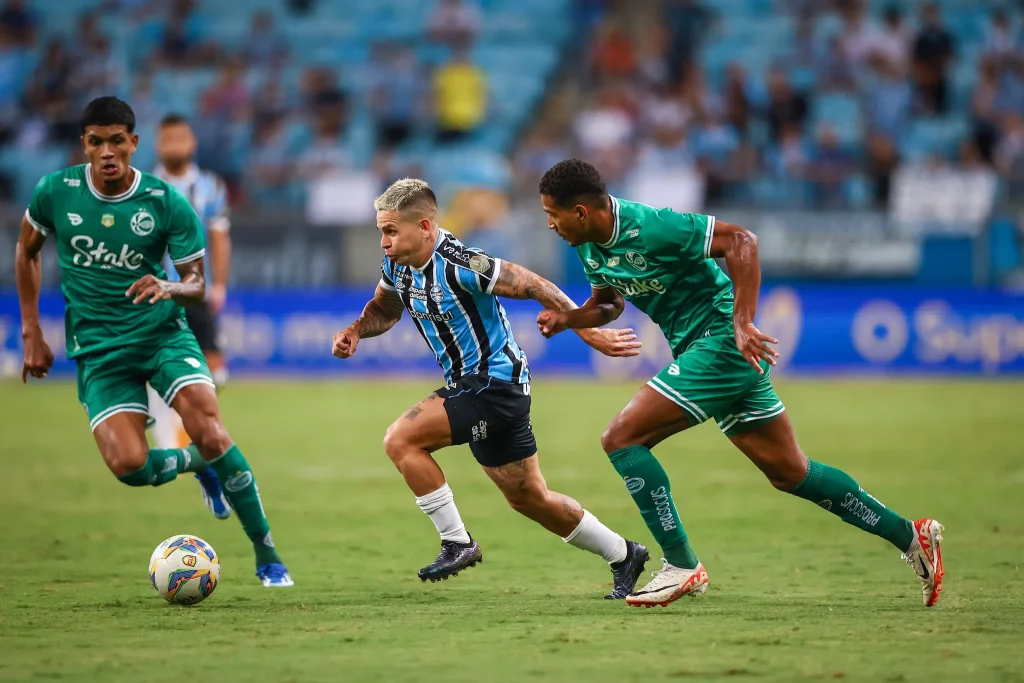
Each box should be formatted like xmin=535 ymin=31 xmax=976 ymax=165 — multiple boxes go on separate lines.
xmin=575 ymin=196 xmax=734 ymax=356
xmin=25 ymin=164 xmax=206 ymax=359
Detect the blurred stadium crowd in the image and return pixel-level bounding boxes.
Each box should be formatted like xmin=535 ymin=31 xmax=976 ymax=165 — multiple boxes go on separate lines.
xmin=0 ymin=0 xmax=1021 ymax=278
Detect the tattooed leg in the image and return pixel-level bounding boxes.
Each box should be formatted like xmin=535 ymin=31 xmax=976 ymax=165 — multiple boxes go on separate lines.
xmin=483 ymin=455 xmax=585 ymax=536
xmin=383 ymin=393 xmax=452 ymax=496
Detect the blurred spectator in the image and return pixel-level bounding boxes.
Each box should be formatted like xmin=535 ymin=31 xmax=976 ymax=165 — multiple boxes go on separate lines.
xmin=252 ymin=72 xmax=289 ymax=131
xmin=428 ymin=0 xmax=481 ymax=48
xmin=958 ymin=138 xmax=988 ymax=172
xmin=768 ymin=123 xmax=809 ymax=179
xmin=297 ymin=111 xmax=352 ymax=181
xmin=248 ymin=115 xmax=294 ymax=197
xmin=627 ymin=102 xmax=703 ymax=210
xmin=874 ymin=5 xmax=912 ymax=74
xmin=971 ymin=57 xmax=1019 ymax=163
xmin=303 ymin=66 xmax=348 ymax=124
xmin=0 ymin=0 xmax=35 ymax=47
xmin=764 ymin=66 xmax=808 ymax=141
xmin=787 ymin=14 xmax=819 ymax=69
xmin=129 ymin=71 xmax=161 ymax=131
xmin=866 ymin=53 xmax=912 ymax=140
xmin=0 ymin=23 xmax=28 ymax=144
xmin=664 ymin=0 xmax=716 ymax=80
xmin=838 ymin=0 xmax=880 ymax=69
xmin=24 ymin=39 xmax=76 ymax=139
xmin=985 ymin=8 xmax=1019 ymax=66
xmin=635 ymin=22 xmax=670 ymax=88
xmin=156 ymin=0 xmax=219 ymax=68
xmin=866 ymin=132 xmax=899 ymax=207
xmin=818 ymin=35 xmax=859 ymax=92
xmin=74 ymin=12 xmax=105 ymax=61
xmin=201 ymin=59 xmax=251 ymax=122
xmin=286 ymin=0 xmax=315 ymax=15
xmin=574 ymin=86 xmax=634 ymax=154
xmin=996 ymin=113 xmax=1024 ymax=180
xmin=75 ymin=37 xmax=125 ymax=107
xmin=911 ymin=2 xmax=955 ymax=115
xmin=590 ymin=19 xmax=636 ymax=81
xmin=722 ymin=65 xmax=751 ymax=137
xmin=368 ymin=42 xmax=421 ymax=151
xmin=514 ymin=125 xmax=572 ymax=194
xmin=808 ymin=125 xmax=856 ymax=208
xmin=432 ymin=47 xmax=487 ymax=144
xmin=242 ymin=10 xmax=289 ymax=69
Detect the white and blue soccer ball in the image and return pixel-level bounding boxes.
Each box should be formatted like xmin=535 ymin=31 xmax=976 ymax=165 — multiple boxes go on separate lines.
xmin=149 ymin=534 xmax=220 ymax=605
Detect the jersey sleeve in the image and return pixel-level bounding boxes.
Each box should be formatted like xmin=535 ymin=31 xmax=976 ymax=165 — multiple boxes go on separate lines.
xmin=452 ymin=248 xmax=501 ymax=294
xmin=379 ymin=258 xmax=396 ymax=291
xmin=574 ymin=247 xmax=610 ymax=289
xmin=25 ymin=174 xmax=56 ymax=236
xmin=646 ymin=209 xmax=716 ymax=266
xmin=206 ymin=176 xmax=230 ymax=233
xmin=166 ymin=186 xmax=206 ymax=266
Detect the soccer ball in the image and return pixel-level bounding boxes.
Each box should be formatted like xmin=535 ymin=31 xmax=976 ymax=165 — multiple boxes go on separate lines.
xmin=149 ymin=534 xmax=220 ymax=605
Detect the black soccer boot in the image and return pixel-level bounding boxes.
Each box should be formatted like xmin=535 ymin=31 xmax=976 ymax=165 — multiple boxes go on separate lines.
xmin=604 ymin=540 xmax=650 ymax=599
xmin=418 ymin=537 xmax=483 ymax=582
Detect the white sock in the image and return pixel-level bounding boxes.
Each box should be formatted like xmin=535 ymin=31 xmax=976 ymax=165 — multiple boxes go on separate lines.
xmin=563 ymin=510 xmax=628 ymax=564
xmin=415 ymin=483 xmax=471 ymax=544
xmin=146 ymin=384 xmax=184 ymax=450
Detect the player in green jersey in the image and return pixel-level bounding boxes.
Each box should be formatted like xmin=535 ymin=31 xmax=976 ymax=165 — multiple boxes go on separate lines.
xmin=14 ymin=96 xmax=293 ymax=587
xmin=534 ymin=159 xmax=944 ymax=608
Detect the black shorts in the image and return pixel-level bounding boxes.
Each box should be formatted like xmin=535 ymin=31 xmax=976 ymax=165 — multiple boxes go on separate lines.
xmin=185 ymin=304 xmax=219 ymax=353
xmin=437 ymin=374 xmax=537 ymax=468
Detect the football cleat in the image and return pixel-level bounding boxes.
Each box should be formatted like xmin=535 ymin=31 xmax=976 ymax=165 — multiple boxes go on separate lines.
xmin=257 ymin=562 xmax=294 ymax=587
xmin=626 ymin=559 xmax=709 ymax=608
xmin=902 ymin=518 xmax=944 ymax=607
xmin=195 ymin=467 xmax=232 ymax=520
xmin=605 ymin=540 xmax=650 ymax=599
xmin=418 ymin=537 xmax=482 ymax=582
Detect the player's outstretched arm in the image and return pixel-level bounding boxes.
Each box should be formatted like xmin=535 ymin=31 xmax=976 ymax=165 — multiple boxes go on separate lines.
xmin=126 ymin=257 xmax=206 ymax=306
xmin=15 ymin=217 xmax=54 ymax=382
xmin=709 ymin=220 xmax=779 ymax=372
xmin=493 ymin=261 xmax=640 ymax=357
xmin=332 ymin=284 xmax=404 ymax=359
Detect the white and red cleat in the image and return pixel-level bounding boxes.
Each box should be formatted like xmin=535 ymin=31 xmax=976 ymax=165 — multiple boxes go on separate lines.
xmin=902 ymin=518 xmax=945 ymax=607
xmin=626 ymin=559 xmax=709 ymax=608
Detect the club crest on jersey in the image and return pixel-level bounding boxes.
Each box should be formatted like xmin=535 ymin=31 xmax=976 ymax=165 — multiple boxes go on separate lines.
xmin=607 ymin=257 xmax=620 ymax=267
xmin=131 ymin=209 xmax=155 ymax=236
xmin=430 ymin=285 xmax=445 ymax=302
xmin=101 ymin=213 xmax=114 ymax=228
xmin=625 ymin=251 xmax=647 ymax=271
xmin=469 ymin=254 xmax=490 ymax=274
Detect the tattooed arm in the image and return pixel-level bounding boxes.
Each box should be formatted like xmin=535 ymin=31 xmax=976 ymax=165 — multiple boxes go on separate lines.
xmin=332 ymin=284 xmax=405 ymax=359
xmin=491 ymin=261 xmax=641 ymax=358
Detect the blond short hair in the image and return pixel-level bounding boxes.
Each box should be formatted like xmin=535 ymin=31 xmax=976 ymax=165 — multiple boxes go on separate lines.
xmin=373 ymin=178 xmax=438 ymax=214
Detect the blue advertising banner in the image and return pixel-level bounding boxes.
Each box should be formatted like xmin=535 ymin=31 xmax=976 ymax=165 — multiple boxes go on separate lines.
xmin=1 ymin=285 xmax=1023 ymax=378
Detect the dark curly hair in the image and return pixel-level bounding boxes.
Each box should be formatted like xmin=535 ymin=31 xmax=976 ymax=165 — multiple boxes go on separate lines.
xmin=538 ymin=159 xmax=607 ymax=207
xmin=80 ymin=96 xmax=136 ymax=133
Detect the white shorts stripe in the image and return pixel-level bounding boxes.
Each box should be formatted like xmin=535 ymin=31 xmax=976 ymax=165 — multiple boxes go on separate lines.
xmin=649 ymin=377 xmax=709 ymax=421
xmin=718 ymin=405 xmax=786 ymax=434
xmin=647 ymin=379 xmax=707 ymax=424
xmin=162 ymin=373 xmax=215 ymax=404
xmin=89 ymin=402 xmax=150 ymax=431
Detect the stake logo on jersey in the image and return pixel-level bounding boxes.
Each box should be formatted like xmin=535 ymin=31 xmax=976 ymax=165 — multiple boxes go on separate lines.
xmin=575 ymin=195 xmax=734 ymax=356
xmin=24 ymin=164 xmax=206 ymax=359
xmin=380 ymin=230 xmax=529 ymax=385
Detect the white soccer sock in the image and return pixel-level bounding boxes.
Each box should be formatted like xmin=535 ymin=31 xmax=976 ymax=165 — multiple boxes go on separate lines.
xmin=415 ymin=483 xmax=471 ymax=544
xmin=146 ymin=384 xmax=184 ymax=450
xmin=563 ymin=510 xmax=628 ymax=564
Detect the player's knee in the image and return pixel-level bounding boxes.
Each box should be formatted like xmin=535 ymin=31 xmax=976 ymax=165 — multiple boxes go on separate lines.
xmin=191 ymin=418 xmax=232 ymax=460
xmin=601 ymin=420 xmax=637 ymax=454
xmin=382 ymin=423 xmax=409 ymax=464
xmin=106 ymin=443 xmax=149 ymax=478
xmin=765 ymin=460 xmax=807 ymax=492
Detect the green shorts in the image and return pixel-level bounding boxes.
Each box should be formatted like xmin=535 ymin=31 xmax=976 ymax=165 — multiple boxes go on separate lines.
xmin=647 ymin=332 xmax=785 ymax=437
xmin=76 ymin=330 xmax=214 ymax=432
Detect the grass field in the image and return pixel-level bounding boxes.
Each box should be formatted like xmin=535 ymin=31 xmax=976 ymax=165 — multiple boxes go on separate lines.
xmin=1 ymin=378 xmax=1022 ymax=682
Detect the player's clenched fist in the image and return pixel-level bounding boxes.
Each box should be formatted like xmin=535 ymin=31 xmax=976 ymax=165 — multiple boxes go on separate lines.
xmin=21 ymin=331 xmax=54 ymax=383
xmin=332 ymin=327 xmax=360 ymax=359
xmin=536 ymin=309 xmax=569 ymax=338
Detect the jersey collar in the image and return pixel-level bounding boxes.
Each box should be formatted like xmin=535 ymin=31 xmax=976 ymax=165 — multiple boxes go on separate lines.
xmin=599 ymin=196 xmax=621 ymax=248
xmin=85 ymin=164 xmax=142 ymax=203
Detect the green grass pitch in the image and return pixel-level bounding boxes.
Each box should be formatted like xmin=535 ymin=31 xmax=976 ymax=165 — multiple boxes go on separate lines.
xmin=1 ymin=378 xmax=1022 ymax=682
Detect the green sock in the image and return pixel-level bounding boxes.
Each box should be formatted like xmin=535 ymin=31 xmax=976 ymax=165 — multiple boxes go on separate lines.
xmin=207 ymin=444 xmax=282 ymax=567
xmin=117 ymin=448 xmax=208 ymax=487
xmin=792 ymin=459 xmax=914 ymax=552
xmin=608 ymin=445 xmax=699 ymax=569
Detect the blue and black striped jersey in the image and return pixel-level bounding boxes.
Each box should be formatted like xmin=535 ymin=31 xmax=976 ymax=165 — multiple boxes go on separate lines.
xmin=380 ymin=229 xmax=530 ymax=385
